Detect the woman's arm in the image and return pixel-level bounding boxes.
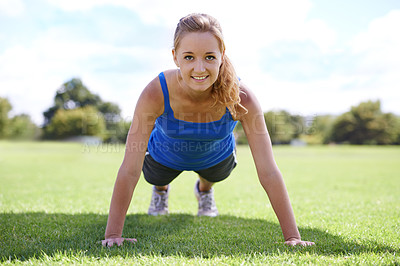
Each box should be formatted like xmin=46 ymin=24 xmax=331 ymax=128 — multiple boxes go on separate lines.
xmin=103 ymin=76 xmax=164 ymax=246
xmin=239 ymin=83 xmax=314 ymax=246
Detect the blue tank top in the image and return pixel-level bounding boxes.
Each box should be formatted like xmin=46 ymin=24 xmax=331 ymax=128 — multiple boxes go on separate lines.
xmin=147 ymin=72 xmax=238 ymax=171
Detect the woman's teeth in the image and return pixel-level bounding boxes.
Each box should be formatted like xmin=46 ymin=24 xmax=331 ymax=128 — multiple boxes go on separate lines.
xmin=192 ymin=76 xmax=207 ymax=80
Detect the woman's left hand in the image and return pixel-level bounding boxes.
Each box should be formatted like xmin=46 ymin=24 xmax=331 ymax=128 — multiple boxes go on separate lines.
xmin=101 ymin=237 xmax=137 ymax=247
xmin=284 ymin=238 xmax=315 ymax=246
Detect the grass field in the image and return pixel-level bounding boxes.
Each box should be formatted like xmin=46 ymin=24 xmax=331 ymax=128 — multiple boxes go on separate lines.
xmin=0 ymin=141 xmax=399 ymax=265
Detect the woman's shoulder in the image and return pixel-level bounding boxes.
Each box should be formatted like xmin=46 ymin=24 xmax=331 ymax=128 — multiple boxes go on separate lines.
xmin=136 ymin=72 xmax=167 ymax=116
xmin=238 ymin=81 xmax=263 ymax=120
xmin=141 ymin=73 xmax=162 ymax=98
xmin=136 ymin=69 xmax=179 ymax=115
xmin=238 ymin=82 xmax=255 ymax=107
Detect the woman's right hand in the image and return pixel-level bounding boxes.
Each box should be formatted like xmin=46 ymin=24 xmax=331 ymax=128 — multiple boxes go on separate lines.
xmin=101 ymin=237 xmax=137 ymax=247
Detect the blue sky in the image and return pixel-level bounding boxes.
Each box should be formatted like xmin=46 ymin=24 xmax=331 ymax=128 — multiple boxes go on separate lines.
xmin=1 ymin=0 xmax=400 ymax=125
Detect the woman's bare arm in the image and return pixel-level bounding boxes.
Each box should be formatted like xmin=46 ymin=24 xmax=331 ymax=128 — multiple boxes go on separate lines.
xmin=239 ymin=83 xmax=314 ymax=246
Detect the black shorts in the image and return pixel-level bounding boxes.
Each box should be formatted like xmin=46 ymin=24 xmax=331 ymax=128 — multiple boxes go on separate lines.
xmin=142 ymin=152 xmax=237 ymax=186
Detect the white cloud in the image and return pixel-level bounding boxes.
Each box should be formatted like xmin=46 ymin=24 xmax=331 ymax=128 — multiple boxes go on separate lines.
xmin=0 ymin=22 xmax=175 ymax=124
xmin=2 ymin=0 xmax=399 ymax=127
xmin=0 ymin=0 xmax=25 ymax=17
xmin=351 ymin=10 xmax=400 ymax=54
xmin=350 ymin=10 xmax=400 ymax=75
xmin=242 ymin=9 xmax=400 ymax=116
xmin=348 ymin=10 xmax=400 ymax=113
xmin=45 ymin=0 xmax=135 ymax=11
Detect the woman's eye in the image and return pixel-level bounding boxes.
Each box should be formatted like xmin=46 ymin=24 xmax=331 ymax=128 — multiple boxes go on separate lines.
xmin=205 ymin=56 xmax=215 ymax=60
xmin=184 ymin=56 xmax=194 ymax=60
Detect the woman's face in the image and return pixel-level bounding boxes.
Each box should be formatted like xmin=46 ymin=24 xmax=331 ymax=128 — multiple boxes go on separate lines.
xmin=173 ymin=31 xmax=224 ymax=93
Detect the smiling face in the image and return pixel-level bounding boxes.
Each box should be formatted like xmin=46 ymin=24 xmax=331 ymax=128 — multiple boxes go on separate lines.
xmin=173 ymin=31 xmax=224 ymax=93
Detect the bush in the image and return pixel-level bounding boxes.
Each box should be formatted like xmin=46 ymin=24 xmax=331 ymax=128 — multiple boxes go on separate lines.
xmin=0 ymin=97 xmax=39 ymax=140
xmin=330 ymin=100 xmax=398 ymax=145
xmin=0 ymin=97 xmax=12 ymax=138
xmin=8 ymin=114 xmax=40 ymax=140
xmin=265 ymin=110 xmax=303 ymax=144
xmin=103 ymin=119 xmax=131 ymax=143
xmin=43 ymin=106 xmax=106 ymax=140
xmin=304 ymin=115 xmax=335 ymax=144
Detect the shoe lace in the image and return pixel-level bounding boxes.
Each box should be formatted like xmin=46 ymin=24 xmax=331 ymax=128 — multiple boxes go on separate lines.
xmin=152 ymin=192 xmax=168 ymax=210
xmin=199 ymin=193 xmax=214 ymax=211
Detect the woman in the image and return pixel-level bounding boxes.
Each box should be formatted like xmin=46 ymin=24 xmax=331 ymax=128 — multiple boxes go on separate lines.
xmin=102 ymin=13 xmax=314 ymax=247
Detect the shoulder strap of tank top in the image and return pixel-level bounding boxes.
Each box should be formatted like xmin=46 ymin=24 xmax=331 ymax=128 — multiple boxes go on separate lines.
xmin=158 ymin=72 xmax=173 ymax=115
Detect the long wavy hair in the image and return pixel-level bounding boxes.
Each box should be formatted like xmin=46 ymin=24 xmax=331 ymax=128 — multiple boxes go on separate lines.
xmin=173 ymin=13 xmax=247 ymax=120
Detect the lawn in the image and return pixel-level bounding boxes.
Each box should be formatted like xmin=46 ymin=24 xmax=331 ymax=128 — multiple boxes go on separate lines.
xmin=0 ymin=141 xmax=399 ymax=265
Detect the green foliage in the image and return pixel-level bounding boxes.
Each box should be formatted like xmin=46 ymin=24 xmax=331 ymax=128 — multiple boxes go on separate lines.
xmin=43 ymin=78 xmax=101 ymax=125
xmin=234 ymin=110 xmax=304 ymax=145
xmin=43 ymin=106 xmax=106 ymax=139
xmin=8 ymin=114 xmax=40 ymax=140
xmin=233 ymin=122 xmax=247 ymax=144
xmin=0 ymin=143 xmax=399 ymax=264
xmin=395 ymin=116 xmax=400 ymax=144
xmin=234 ymin=100 xmax=400 ymax=145
xmin=264 ymin=110 xmax=304 ymax=144
xmin=330 ymin=100 xmax=398 ymax=144
xmin=303 ymin=115 xmax=335 ymax=144
xmin=0 ymin=97 xmax=12 ymax=138
xmin=43 ymin=78 xmax=126 ymax=141
xmin=0 ymin=97 xmax=38 ymax=139
xmin=103 ymin=119 xmax=131 ymax=143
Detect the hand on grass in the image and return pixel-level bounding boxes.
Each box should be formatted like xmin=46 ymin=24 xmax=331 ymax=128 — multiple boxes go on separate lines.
xmin=284 ymin=238 xmax=315 ymax=246
xmin=101 ymin=237 xmax=137 ymax=247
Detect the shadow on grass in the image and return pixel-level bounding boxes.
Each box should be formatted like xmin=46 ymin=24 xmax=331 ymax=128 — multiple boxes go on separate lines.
xmin=0 ymin=212 xmax=398 ymax=262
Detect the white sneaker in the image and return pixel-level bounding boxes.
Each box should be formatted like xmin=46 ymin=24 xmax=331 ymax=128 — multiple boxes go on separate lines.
xmin=194 ymin=180 xmax=218 ymax=217
xmin=148 ymin=186 xmax=169 ymax=216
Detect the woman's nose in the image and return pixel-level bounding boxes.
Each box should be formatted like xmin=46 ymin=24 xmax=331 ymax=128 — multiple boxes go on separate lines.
xmin=194 ymin=59 xmax=205 ymax=72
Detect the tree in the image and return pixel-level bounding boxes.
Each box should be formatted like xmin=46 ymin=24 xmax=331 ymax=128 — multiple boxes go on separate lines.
xmin=43 ymin=78 xmax=102 ymax=126
xmin=234 ymin=110 xmax=305 ymax=145
xmin=44 ymin=106 xmax=106 ymax=139
xmin=233 ymin=122 xmax=247 ymax=144
xmin=0 ymin=97 xmax=39 ymax=139
xmin=305 ymin=115 xmax=335 ymax=144
xmin=8 ymin=114 xmax=39 ymax=140
xmin=43 ymin=78 xmax=123 ymax=141
xmin=97 ymin=101 xmax=126 ymax=143
xmin=395 ymin=116 xmax=400 ymax=145
xmin=330 ymin=100 xmax=398 ymax=144
xmin=0 ymin=97 xmax=12 ymax=138
xmin=264 ymin=110 xmax=303 ymax=144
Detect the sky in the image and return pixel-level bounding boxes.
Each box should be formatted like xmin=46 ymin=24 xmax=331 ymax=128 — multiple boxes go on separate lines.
xmin=1 ymin=0 xmax=400 ymax=125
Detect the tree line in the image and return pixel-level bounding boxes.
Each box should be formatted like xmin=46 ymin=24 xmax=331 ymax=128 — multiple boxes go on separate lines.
xmin=1 ymin=78 xmax=399 ymax=145
xmin=235 ymin=100 xmax=400 ymax=145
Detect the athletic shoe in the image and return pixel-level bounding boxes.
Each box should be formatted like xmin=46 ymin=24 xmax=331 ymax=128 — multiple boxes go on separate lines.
xmin=194 ymin=180 xmax=218 ymax=217
xmin=148 ymin=186 xmax=169 ymax=216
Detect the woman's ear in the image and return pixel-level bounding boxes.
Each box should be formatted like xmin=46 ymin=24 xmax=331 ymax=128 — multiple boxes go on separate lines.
xmin=220 ymin=50 xmax=225 ymax=67
xmin=172 ymin=49 xmax=179 ymax=67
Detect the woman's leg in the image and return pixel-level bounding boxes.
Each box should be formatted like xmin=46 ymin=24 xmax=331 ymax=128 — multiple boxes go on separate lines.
xmin=197 ymin=175 xmax=214 ymax=192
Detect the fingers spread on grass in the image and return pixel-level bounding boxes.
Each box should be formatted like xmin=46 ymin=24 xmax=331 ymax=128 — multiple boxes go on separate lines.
xmin=284 ymin=240 xmax=315 ymax=246
xmin=101 ymin=238 xmax=137 ymax=247
xmin=101 ymin=239 xmax=113 ymax=247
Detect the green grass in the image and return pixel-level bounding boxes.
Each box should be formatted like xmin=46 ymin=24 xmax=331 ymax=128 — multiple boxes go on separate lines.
xmin=0 ymin=141 xmax=399 ymax=265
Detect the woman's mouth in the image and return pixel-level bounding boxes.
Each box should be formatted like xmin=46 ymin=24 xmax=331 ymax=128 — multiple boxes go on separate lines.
xmin=192 ymin=75 xmax=209 ymax=81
